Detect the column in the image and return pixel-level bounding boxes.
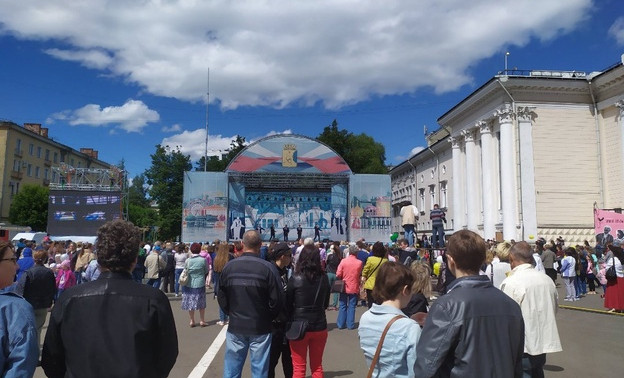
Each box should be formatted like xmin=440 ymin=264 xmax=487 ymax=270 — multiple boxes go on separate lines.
xmin=616 ymin=100 xmax=624 ymax=187
xmin=450 ymin=136 xmax=465 ymax=231
xmin=517 ymin=107 xmax=538 ymax=241
xmin=496 ymin=107 xmax=517 ymax=241
xmin=463 ymin=128 xmax=479 ymax=231
xmin=479 ymin=120 xmax=496 ymax=240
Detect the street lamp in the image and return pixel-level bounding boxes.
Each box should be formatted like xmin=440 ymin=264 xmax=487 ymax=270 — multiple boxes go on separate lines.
xmin=504 ymin=52 xmax=510 ymax=72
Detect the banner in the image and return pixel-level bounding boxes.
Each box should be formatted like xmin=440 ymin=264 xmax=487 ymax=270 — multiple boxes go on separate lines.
xmin=594 ymin=209 xmax=624 ymax=247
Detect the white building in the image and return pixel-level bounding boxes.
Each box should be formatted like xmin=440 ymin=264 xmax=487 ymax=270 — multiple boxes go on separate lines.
xmin=391 ymin=59 xmax=624 ymax=245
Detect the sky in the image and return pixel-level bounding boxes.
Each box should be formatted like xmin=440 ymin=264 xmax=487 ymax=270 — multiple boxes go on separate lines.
xmin=1 ymin=0 xmax=624 ymax=180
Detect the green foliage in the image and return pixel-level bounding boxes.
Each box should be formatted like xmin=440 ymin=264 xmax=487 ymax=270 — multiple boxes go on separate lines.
xmin=8 ymin=184 xmax=49 ymax=231
xmin=128 ymin=174 xmax=150 ymax=208
xmin=144 ymin=145 xmax=192 ymax=240
xmin=127 ymin=203 xmax=158 ymax=228
xmin=317 ymin=119 xmax=387 ymax=174
xmin=195 ymin=135 xmax=247 ymax=172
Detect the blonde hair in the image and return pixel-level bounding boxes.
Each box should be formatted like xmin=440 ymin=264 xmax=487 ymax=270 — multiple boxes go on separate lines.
xmin=495 ymin=241 xmax=512 ymax=262
xmin=410 ymin=262 xmax=432 ymax=298
xmin=485 ymin=249 xmax=495 ymax=265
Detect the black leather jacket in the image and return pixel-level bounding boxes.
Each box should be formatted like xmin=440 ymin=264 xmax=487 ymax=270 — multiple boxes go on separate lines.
xmin=286 ymin=273 xmax=330 ymax=332
xmin=15 ymin=264 xmax=56 ymax=310
xmin=41 ymin=271 xmax=178 ymax=378
xmin=414 ymin=275 xmax=524 ymax=378
xmin=217 ymin=253 xmax=284 ymax=335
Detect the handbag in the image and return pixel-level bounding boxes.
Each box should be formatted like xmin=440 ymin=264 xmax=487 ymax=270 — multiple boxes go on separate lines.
xmin=606 ymin=257 xmax=617 ymax=282
xmin=286 ymin=277 xmax=323 ymax=341
xmin=366 ymin=315 xmax=405 ymax=378
xmin=179 ymin=267 xmax=189 ymax=286
xmin=331 ymin=279 xmax=345 ymax=293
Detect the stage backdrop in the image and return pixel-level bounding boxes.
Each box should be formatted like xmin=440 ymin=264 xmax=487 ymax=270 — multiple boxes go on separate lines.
xmin=594 ymin=208 xmax=624 ymax=248
xmin=349 ymin=174 xmax=392 ymax=243
xmin=182 ymin=172 xmax=228 ymax=243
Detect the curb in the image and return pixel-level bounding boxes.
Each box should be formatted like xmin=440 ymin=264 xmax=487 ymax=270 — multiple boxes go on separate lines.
xmin=559 ymin=304 xmax=624 ymax=317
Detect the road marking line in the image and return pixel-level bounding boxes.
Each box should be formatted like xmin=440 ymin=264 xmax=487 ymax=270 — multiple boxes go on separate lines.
xmin=188 ymin=325 xmax=228 ymax=378
xmin=559 ymin=305 xmax=624 ymax=316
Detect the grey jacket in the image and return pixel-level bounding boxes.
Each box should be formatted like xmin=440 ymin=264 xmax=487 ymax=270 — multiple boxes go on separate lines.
xmin=414 ymin=275 xmax=524 ymax=378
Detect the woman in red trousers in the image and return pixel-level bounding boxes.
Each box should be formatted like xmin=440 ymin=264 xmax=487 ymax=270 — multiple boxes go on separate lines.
xmin=286 ymin=244 xmax=331 ymax=378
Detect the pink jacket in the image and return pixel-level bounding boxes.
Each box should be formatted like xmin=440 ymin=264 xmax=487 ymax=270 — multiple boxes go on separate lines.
xmin=336 ymin=254 xmax=363 ymax=294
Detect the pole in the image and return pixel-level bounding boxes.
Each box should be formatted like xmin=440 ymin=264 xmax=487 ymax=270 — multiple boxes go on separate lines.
xmin=204 ymin=68 xmax=210 ymax=171
xmin=504 ymin=52 xmax=510 ymax=72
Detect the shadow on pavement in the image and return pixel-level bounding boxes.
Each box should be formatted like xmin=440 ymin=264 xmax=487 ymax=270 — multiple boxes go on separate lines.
xmin=324 ymin=370 xmax=354 ymax=377
xmin=544 ymin=364 xmax=564 ymax=372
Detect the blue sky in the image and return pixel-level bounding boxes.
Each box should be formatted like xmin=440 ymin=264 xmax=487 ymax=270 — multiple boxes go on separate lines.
xmin=1 ymin=0 xmax=623 ymax=179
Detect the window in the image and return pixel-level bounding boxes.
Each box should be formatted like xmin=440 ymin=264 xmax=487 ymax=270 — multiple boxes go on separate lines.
xmin=54 ymin=152 xmax=58 ymax=163
xmin=442 ymin=164 xmax=447 ymax=175
xmin=70 ymin=158 xmax=74 ymax=166
xmin=44 ymin=168 xmax=49 ymax=179
xmin=429 ymin=184 xmax=436 ymax=208
xmin=16 ymin=139 xmax=21 ymax=152
xmin=52 ymin=171 xmax=57 ymax=181
xmin=45 ymin=149 xmax=50 ymax=161
xmin=440 ymin=181 xmax=448 ymax=208
xmin=27 ymin=164 xmax=32 ymax=177
xmin=29 ymin=143 xmax=34 ymax=156
xmin=13 ymin=160 xmax=20 ymax=172
xmin=419 ymin=188 xmax=425 ymax=212
xmin=35 ymin=166 xmax=40 ymax=178
xmin=431 ymin=169 xmax=435 ymax=179
xmin=77 ymin=161 xmax=81 ymax=167
xmin=37 ymin=146 xmax=42 ymax=158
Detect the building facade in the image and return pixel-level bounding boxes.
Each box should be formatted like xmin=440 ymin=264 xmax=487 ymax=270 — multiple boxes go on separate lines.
xmin=0 ymin=121 xmax=113 ymax=223
xmin=391 ymin=60 xmax=624 ymax=245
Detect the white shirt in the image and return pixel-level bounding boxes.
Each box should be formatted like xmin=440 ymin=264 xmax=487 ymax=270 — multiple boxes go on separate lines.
xmin=533 ymin=253 xmax=545 ymax=273
xmin=605 ymin=256 xmax=624 ymax=278
xmin=500 ymin=264 xmax=562 ymax=355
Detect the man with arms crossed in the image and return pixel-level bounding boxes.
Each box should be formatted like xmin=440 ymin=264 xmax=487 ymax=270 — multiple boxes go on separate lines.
xmin=501 ymin=241 xmax=562 ymax=378
xmin=218 ymin=230 xmax=284 ymax=377
xmin=414 ymin=230 xmax=524 ymax=378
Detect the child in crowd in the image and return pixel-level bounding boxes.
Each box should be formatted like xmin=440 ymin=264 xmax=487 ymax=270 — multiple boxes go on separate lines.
xmin=55 ymin=260 xmax=76 ymax=300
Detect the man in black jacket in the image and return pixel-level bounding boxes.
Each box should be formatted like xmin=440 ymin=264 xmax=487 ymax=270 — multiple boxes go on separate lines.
xmin=41 ymin=220 xmax=178 ymax=378
xmin=218 ymin=230 xmax=283 ymax=378
xmin=268 ymin=242 xmax=293 ymax=378
xmin=414 ymin=230 xmax=524 ymax=378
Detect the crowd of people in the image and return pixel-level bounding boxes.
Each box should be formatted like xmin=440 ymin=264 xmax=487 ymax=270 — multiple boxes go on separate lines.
xmin=2 ymin=218 xmax=624 ymax=377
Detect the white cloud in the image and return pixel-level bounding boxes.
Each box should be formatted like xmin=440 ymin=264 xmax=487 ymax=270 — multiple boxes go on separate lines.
xmin=609 ymin=17 xmax=624 ymax=45
xmin=47 ymin=99 xmax=160 ymax=132
xmin=162 ymin=124 xmax=182 ymax=133
xmin=162 ymin=129 xmax=294 ymax=161
xmin=0 ymin=1 xmax=593 ymax=109
xmin=45 ymin=48 xmax=113 ymax=69
xmin=410 ymin=146 xmax=426 ymax=157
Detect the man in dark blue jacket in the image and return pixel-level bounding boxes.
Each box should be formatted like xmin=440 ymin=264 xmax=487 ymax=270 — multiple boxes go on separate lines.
xmin=218 ymin=230 xmax=284 ymax=378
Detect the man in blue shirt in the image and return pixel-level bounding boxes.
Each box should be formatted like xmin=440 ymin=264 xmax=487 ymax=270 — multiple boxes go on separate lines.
xmin=1 ymin=241 xmax=39 ymax=377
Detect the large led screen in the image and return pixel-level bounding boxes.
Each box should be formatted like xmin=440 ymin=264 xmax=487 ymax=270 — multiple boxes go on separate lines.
xmin=47 ymin=190 xmax=122 ymax=236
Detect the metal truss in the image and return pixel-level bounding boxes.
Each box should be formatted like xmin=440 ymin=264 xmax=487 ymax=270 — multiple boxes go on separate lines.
xmin=227 ymin=171 xmax=350 ymax=190
xmin=50 ymin=163 xmax=124 ymax=191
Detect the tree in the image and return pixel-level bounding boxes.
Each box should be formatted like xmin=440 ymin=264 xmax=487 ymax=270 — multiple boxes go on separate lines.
xmin=9 ymin=184 xmax=49 ymax=231
xmin=128 ymin=174 xmax=150 ymax=208
xmin=195 ymin=135 xmax=247 ymax=172
xmin=317 ymin=120 xmax=387 ymax=174
xmin=144 ymin=145 xmax=192 ymax=240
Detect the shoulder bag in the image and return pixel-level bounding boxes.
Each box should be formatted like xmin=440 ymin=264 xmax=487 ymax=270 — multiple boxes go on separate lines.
xmin=606 ymin=257 xmax=617 ymax=282
xmin=366 ymin=314 xmax=405 ymax=378
xmin=286 ymin=278 xmax=322 ymax=341
xmin=179 ymin=260 xmax=190 ymax=286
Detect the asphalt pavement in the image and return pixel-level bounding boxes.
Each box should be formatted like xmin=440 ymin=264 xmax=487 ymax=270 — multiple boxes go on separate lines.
xmin=32 ymin=277 xmax=623 ymax=378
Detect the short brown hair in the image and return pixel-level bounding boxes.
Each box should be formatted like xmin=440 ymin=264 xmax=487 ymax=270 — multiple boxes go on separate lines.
xmin=242 ymin=230 xmax=261 ymax=252
xmin=446 ymin=230 xmax=486 ymax=275
xmin=372 ymin=262 xmax=414 ymax=303
xmin=96 ymin=220 xmax=141 ymax=272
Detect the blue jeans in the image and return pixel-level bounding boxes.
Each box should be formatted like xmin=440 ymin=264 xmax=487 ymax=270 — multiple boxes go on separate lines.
xmin=174 ymin=268 xmax=183 ymax=294
xmin=224 ymin=332 xmax=272 ymax=378
xmin=219 ymin=307 xmax=229 ymax=322
xmin=337 ymin=293 xmax=357 ymax=329
xmin=575 ymin=276 xmax=586 ymax=296
xmin=432 ymin=225 xmax=445 ymax=248
xmin=403 ymin=224 xmax=415 ymax=247
xmin=522 ymin=353 xmax=546 ymax=378
xmin=146 ymin=278 xmax=161 ymax=289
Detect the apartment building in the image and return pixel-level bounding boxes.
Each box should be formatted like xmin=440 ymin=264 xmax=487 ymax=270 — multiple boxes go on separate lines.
xmin=0 ymin=121 xmax=113 ymax=222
